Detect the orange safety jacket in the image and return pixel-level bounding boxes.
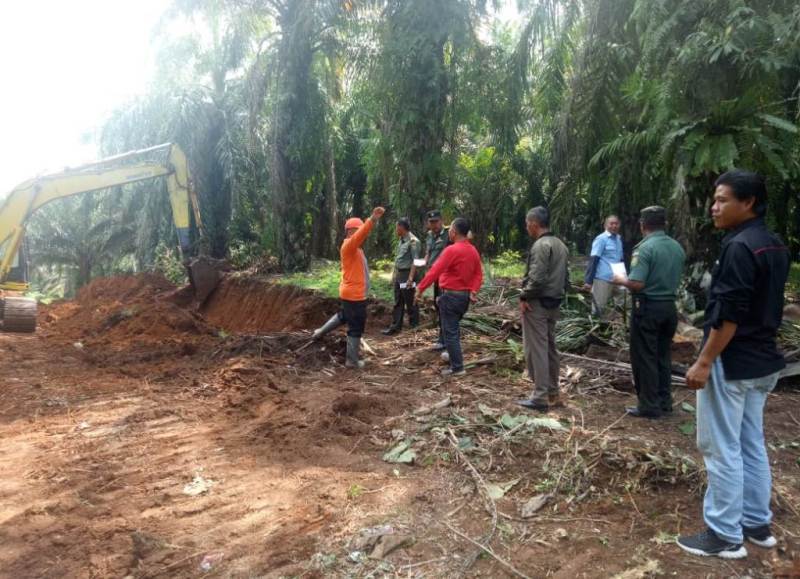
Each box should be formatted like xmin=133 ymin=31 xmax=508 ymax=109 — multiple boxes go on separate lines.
xmin=339 ymin=218 xmax=374 ymax=301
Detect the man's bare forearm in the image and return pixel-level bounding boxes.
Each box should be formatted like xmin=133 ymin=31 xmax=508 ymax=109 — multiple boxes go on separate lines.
xmin=615 ymin=278 xmax=645 ymax=292
xmin=697 ymin=321 xmax=738 ymax=366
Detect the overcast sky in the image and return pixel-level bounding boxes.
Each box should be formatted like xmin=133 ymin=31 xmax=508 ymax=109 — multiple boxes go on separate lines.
xmin=0 ymin=0 xmax=518 ymax=195
xmin=0 ymin=0 xmax=171 ymax=193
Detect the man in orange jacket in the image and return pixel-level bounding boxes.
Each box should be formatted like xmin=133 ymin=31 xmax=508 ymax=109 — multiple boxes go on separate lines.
xmin=311 ymin=206 xmax=385 ymax=368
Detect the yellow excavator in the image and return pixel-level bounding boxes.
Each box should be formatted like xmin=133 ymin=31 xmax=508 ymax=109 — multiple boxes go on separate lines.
xmin=0 ymin=143 xmax=221 ymax=333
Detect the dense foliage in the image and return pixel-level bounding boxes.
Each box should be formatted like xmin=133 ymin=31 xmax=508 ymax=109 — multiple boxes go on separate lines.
xmin=26 ymin=0 xmax=800 ymax=291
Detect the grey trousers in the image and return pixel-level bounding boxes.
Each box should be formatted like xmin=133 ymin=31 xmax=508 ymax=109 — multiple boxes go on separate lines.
xmin=522 ymin=301 xmax=561 ymax=403
xmin=591 ymin=278 xmax=621 ymax=318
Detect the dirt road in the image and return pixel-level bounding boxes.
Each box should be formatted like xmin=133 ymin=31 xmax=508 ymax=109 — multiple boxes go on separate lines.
xmin=1 ymin=274 xmax=798 ymax=578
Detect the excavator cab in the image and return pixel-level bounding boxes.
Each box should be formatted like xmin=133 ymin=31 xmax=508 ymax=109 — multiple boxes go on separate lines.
xmin=0 ymin=143 xmax=222 ymax=332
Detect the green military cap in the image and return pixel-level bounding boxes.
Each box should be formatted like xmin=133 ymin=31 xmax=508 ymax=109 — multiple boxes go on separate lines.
xmin=640 ymin=205 xmax=666 ymax=226
xmin=426 ymin=210 xmax=442 ymax=220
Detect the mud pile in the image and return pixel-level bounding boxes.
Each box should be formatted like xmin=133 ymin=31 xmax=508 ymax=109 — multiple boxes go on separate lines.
xmin=39 ymin=273 xmax=348 ymax=369
xmin=40 ymin=273 xmax=213 ymax=351
xmin=201 ymin=276 xmax=338 ymax=333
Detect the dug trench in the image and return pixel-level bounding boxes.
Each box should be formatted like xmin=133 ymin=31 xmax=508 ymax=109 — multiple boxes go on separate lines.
xmin=0 ymin=272 xmax=799 ymax=578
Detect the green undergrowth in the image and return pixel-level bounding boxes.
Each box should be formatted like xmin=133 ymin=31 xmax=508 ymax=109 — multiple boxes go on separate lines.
xmin=484 ymin=250 xmax=525 ymax=279
xmin=279 ymin=261 xmax=394 ymax=303
xmin=788 ymin=262 xmax=800 ymax=299
xmin=282 ymin=254 xmax=533 ymax=303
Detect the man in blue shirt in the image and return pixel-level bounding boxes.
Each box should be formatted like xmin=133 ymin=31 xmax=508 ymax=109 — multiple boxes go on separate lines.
xmin=583 ymin=215 xmax=624 ymax=317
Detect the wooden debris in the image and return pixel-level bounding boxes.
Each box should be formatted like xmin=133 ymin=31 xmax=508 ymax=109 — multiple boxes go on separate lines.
xmin=413 ymin=396 xmax=452 ymax=416
xmin=779 ymin=361 xmax=800 ymax=379
xmin=562 ymin=352 xmax=686 ymax=385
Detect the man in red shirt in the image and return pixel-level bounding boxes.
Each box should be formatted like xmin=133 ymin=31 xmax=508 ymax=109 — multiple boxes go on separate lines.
xmin=416 ymin=218 xmax=483 ymax=377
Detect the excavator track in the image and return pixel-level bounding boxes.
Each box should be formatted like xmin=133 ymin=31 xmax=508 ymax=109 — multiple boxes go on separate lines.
xmin=2 ymin=297 xmax=38 ymax=333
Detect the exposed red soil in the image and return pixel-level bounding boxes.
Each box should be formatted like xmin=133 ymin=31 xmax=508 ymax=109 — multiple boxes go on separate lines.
xmin=201 ymin=276 xmax=338 ymax=334
xmin=2 ymin=272 xmax=799 ymax=578
xmin=40 ymin=273 xmax=213 ymax=346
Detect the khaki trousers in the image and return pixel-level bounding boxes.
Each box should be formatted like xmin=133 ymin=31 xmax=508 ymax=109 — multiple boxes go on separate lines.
xmin=591 ymin=278 xmax=621 ymax=317
xmin=522 ymin=301 xmax=561 ymax=404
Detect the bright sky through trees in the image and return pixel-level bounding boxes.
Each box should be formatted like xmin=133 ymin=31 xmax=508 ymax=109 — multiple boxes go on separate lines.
xmin=0 ymin=0 xmax=517 ymax=196
xmin=0 ymin=0 xmax=171 ymax=193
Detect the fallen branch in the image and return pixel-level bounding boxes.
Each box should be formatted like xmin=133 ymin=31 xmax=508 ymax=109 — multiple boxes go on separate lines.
xmin=361 ymin=338 xmax=378 ymax=357
xmin=562 ymin=352 xmax=686 ymax=385
xmin=294 ymin=339 xmax=315 ymax=354
xmin=779 ymin=361 xmax=800 ymax=379
xmin=443 ymin=521 xmax=532 ymax=579
xmin=413 ymin=396 xmax=452 ymax=416
xmin=464 ymin=354 xmax=498 ymax=369
xmin=398 ymin=556 xmax=447 ymax=570
xmin=447 ymin=426 xmax=498 ymax=576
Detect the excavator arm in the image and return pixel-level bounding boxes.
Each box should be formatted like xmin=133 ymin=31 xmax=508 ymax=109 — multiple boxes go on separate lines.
xmin=0 ymin=143 xmax=214 ymax=332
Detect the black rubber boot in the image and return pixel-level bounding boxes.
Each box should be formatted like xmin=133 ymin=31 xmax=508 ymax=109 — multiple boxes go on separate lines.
xmin=345 ymin=336 xmax=364 ymax=369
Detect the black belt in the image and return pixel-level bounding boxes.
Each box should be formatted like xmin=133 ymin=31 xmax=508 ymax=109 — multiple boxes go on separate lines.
xmin=442 ymin=289 xmax=470 ymax=295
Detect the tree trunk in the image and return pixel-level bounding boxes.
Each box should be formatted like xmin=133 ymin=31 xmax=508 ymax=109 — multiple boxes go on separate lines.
xmin=322 ymin=136 xmax=339 ymax=258
xmin=271 ymin=0 xmax=318 ymax=271
xmin=791 ymin=183 xmax=800 ymax=260
xmin=77 ymin=255 xmax=92 ymax=290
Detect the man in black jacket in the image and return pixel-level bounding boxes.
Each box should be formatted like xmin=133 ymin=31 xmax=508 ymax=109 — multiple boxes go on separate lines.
xmin=677 ymin=171 xmax=790 ymax=560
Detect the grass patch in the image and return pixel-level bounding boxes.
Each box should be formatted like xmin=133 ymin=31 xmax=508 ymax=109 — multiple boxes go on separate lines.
xmin=484 ymin=250 xmax=585 ymax=286
xmin=280 ymin=260 xmax=394 ymax=302
xmin=484 ymin=250 xmax=525 ymax=279
xmin=281 ymin=250 xmax=597 ymax=303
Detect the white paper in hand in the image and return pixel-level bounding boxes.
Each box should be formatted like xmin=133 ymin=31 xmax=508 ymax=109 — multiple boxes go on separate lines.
xmin=611 ymin=262 xmax=628 ymax=280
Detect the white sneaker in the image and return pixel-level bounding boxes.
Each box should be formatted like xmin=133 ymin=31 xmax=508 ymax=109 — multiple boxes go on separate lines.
xmin=743 ymin=525 xmax=777 ymax=548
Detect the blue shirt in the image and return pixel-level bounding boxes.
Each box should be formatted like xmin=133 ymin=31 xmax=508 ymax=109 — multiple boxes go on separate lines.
xmin=590 ymin=231 xmax=623 ymax=282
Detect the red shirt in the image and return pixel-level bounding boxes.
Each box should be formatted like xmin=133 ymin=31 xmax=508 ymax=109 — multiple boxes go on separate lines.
xmin=418 ymin=239 xmax=483 ymax=293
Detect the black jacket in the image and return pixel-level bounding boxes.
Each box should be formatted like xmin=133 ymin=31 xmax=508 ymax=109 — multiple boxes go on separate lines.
xmin=704 ymin=217 xmax=790 ymax=380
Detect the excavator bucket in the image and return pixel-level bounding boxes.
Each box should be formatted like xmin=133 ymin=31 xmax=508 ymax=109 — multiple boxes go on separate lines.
xmin=186 ymin=256 xmax=226 ymax=304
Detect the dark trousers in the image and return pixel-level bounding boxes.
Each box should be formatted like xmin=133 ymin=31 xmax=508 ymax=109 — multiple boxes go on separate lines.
xmin=391 ymin=276 xmax=419 ymax=330
xmin=630 ymin=297 xmax=678 ymax=415
xmin=341 ymin=300 xmax=367 ymax=338
xmin=433 ymin=282 xmax=444 ymax=344
xmin=440 ymin=291 xmax=471 ymax=371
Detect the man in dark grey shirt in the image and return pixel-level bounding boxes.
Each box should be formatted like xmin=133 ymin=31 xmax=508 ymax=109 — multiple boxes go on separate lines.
xmin=516 ymin=206 xmax=570 ymax=412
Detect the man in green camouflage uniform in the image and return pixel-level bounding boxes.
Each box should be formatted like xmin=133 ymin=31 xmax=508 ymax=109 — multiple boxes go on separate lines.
xmin=383 ymin=217 xmax=421 ymax=335
xmin=424 ymin=209 xmax=450 ymax=350
xmin=613 ymin=206 xmax=686 ymax=419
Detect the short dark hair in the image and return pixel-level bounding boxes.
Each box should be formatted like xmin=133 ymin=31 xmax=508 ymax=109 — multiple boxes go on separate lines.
xmin=526 ymin=206 xmax=550 ymax=228
xmin=397 ymin=217 xmax=411 ymax=231
xmin=714 ymin=170 xmax=767 ymax=217
xmin=451 ymin=217 xmax=470 ymax=236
